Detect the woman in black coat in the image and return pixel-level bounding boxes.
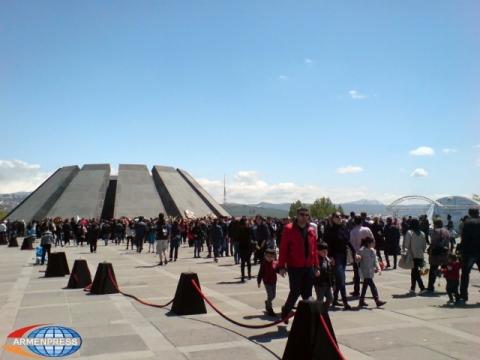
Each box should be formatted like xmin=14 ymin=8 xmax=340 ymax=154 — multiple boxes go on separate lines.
xmin=384 ymin=217 xmax=401 ymax=269
xmin=238 ymin=218 xmax=253 ymax=282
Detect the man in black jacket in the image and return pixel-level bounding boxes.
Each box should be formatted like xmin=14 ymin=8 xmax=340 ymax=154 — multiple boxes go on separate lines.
xmin=459 ymin=208 xmax=480 ymax=302
xmin=253 ymin=216 xmax=270 ymax=265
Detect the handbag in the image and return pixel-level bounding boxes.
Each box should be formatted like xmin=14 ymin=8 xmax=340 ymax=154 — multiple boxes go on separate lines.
xmin=398 ymin=251 xmax=413 ymax=269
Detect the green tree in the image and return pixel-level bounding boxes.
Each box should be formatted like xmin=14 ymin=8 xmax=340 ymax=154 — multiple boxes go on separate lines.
xmin=0 ymin=209 xmax=7 ymax=221
xmin=309 ymin=197 xmax=343 ymax=219
xmin=288 ymin=200 xmax=306 ymax=218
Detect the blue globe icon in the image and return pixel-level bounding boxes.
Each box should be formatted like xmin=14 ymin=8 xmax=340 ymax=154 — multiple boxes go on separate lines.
xmin=27 ymin=326 xmax=82 ymax=357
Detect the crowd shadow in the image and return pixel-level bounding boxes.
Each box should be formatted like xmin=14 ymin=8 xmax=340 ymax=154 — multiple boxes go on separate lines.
xmin=135 ymin=264 xmax=161 ymax=268
xmin=243 ymin=313 xmax=277 ymax=321
xmin=433 ymin=302 xmax=480 ymax=309
xmin=248 ymin=326 xmax=289 ymax=343
xmin=217 ymin=280 xmax=244 ymax=285
xmin=392 ymin=292 xmax=417 ymax=299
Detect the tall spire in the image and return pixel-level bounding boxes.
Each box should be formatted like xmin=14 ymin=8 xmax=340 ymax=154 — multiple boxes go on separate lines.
xmin=223 ymin=174 xmax=227 ymax=204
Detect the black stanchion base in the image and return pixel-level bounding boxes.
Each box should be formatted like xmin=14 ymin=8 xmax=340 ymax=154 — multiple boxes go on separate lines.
xmin=171 ymin=272 xmax=207 ymax=315
xmin=90 ymin=262 xmax=119 ymax=295
xmin=67 ymin=259 xmax=92 ymax=289
xmin=282 ymin=300 xmax=340 ymax=360
xmin=45 ymin=252 xmax=70 ymax=277
xmin=21 ymin=237 xmax=35 ymax=250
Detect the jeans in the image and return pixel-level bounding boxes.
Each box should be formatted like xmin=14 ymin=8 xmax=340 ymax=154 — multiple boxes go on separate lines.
xmin=90 ymin=240 xmax=97 ymax=253
xmin=194 ymin=240 xmax=202 ymax=257
xmin=427 ymin=264 xmax=442 ymax=291
xmin=460 ymin=255 xmax=480 ymax=300
xmin=315 ymin=285 xmax=333 ymax=305
xmin=283 ymin=267 xmax=314 ymax=314
xmin=411 ymin=258 xmax=425 ymax=291
xmin=136 ymin=236 xmax=144 ymax=252
xmin=265 ymin=284 xmax=276 ymax=307
xmin=213 ymin=241 xmax=221 ymax=259
xmin=169 ymin=244 xmax=179 ymax=260
xmin=240 ymin=252 xmax=251 ymax=280
xmin=41 ymin=244 xmax=51 ymax=265
xmin=447 ymin=279 xmax=460 ymax=302
xmin=360 ymin=278 xmax=379 ymax=300
xmin=352 ymin=261 xmax=360 ymax=294
xmin=232 ymin=241 xmax=240 ymax=264
xmin=385 ymin=254 xmax=397 ymax=268
xmin=333 ymin=254 xmax=348 ymax=303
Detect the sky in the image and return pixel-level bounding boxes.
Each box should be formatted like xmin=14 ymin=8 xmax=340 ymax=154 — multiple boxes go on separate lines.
xmin=1 ymin=0 xmax=479 ymax=204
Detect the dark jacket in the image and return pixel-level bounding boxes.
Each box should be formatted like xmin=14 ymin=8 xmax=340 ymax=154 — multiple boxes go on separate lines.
xmin=384 ymin=224 xmax=401 ymax=255
xmin=324 ymin=223 xmax=352 ymax=259
xmin=238 ymin=225 xmax=252 ymax=255
xmin=210 ymin=224 xmax=224 ymax=244
xmin=314 ymin=256 xmax=334 ymax=287
xmin=257 ymin=260 xmax=278 ymax=285
xmin=460 ymin=217 xmax=480 ymax=257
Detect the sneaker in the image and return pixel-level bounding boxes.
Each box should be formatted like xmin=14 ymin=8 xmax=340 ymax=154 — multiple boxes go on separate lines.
xmin=332 ymin=300 xmax=342 ymax=307
xmin=350 ymin=291 xmax=360 ymax=297
xmin=419 ymin=289 xmax=429 ymax=296
xmin=375 ymin=300 xmax=387 ymax=307
xmin=408 ymin=289 xmax=416 ymax=295
xmin=267 ymin=308 xmax=277 ymax=317
xmin=343 ymin=303 xmax=352 ymax=310
xmin=358 ymin=301 xmax=369 ymax=307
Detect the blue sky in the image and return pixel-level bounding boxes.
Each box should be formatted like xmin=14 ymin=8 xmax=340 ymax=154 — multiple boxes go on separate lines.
xmin=1 ymin=0 xmax=479 ymax=203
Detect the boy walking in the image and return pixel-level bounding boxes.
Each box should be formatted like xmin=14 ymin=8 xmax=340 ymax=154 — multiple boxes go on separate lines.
xmin=314 ymin=242 xmax=334 ymax=308
xmin=257 ymin=248 xmax=278 ymax=317
xmin=442 ymin=254 xmax=461 ymax=305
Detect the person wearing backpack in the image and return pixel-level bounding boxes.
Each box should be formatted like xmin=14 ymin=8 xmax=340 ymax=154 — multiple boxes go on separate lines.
xmin=426 ymin=219 xmax=450 ymax=292
xmin=403 ymin=218 xmax=427 ymax=295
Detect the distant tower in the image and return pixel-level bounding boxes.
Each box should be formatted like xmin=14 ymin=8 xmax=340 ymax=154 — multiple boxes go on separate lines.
xmin=223 ymin=174 xmax=227 ymax=204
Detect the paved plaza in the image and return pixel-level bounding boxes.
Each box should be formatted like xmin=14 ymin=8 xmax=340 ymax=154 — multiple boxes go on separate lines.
xmin=1 ymin=242 xmax=480 ymax=360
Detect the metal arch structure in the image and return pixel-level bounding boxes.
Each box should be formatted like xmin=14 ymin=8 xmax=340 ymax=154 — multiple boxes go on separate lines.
xmin=387 ymin=195 xmax=442 ymax=218
xmin=387 ymin=195 xmax=444 ymax=209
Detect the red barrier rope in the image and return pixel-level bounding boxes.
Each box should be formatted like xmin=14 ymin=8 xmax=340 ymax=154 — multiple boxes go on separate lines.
xmin=106 ymin=268 xmax=174 ymax=308
xmin=319 ymin=314 xmax=347 ymax=360
xmin=82 ymin=268 xmax=173 ymax=308
xmin=190 ymin=279 xmax=294 ymax=329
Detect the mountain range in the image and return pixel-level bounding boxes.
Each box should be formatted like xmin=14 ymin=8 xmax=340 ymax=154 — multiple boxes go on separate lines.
xmin=1 ymin=192 xmax=427 ymax=218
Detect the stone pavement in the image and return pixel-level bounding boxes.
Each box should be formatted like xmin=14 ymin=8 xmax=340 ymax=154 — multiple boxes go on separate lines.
xmin=1 ymin=241 xmax=480 ymax=360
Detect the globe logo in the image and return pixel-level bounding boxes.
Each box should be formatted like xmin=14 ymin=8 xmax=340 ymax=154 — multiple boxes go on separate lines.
xmin=26 ymin=326 xmax=82 ymax=357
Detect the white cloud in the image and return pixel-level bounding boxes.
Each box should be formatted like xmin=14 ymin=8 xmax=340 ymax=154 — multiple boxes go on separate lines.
xmin=474 ymin=144 xmax=480 ymax=149
xmin=0 ymin=160 xmax=51 ymax=193
xmin=336 ymin=166 xmax=364 ymax=174
xmin=304 ymin=58 xmax=313 ymax=64
xmin=411 ymin=168 xmax=429 ymax=177
xmin=278 ymin=75 xmax=289 ymax=81
xmin=442 ymin=148 xmax=457 ymax=154
xmin=409 ymin=146 xmax=435 ymax=156
xmin=197 ymin=170 xmax=370 ymax=204
xmin=349 ymin=90 xmax=368 ymax=100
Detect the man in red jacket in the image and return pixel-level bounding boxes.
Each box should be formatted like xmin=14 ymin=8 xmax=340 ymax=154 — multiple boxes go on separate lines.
xmin=279 ymin=208 xmax=320 ymax=321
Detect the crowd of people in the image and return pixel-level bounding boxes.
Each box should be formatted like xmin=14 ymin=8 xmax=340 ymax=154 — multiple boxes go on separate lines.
xmin=1 ymin=206 xmax=479 ymax=317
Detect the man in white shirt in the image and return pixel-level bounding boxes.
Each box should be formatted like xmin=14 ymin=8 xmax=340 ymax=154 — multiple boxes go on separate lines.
xmin=349 ymin=215 xmax=375 ymax=296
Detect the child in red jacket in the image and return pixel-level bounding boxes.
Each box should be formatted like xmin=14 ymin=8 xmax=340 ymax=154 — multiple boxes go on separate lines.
xmin=257 ymin=248 xmax=278 ymax=317
xmin=441 ymin=254 xmax=461 ymax=305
